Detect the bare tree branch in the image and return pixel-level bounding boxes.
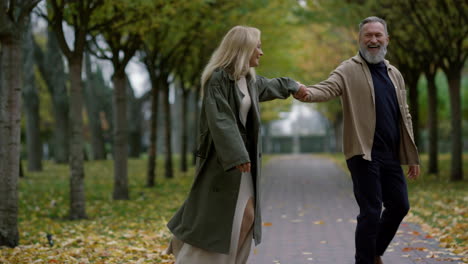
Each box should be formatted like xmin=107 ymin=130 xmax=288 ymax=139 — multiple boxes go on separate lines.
xmin=18 ymin=0 xmax=41 ymax=23
xmin=86 ymin=34 xmax=112 ymax=60
xmin=49 ymin=0 xmax=73 ymax=58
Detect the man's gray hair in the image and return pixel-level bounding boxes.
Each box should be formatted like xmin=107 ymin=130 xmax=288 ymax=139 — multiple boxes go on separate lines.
xmin=359 ymin=16 xmax=388 ymax=35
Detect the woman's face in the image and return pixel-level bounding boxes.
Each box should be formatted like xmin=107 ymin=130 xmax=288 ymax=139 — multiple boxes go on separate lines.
xmin=249 ymin=41 xmax=263 ymax=67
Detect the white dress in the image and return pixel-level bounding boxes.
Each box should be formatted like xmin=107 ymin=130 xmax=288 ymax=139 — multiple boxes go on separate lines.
xmin=168 ymin=76 xmax=255 ymax=264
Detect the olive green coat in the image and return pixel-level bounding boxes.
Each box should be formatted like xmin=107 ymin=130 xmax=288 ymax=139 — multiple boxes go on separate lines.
xmin=167 ymin=68 xmax=299 ymax=254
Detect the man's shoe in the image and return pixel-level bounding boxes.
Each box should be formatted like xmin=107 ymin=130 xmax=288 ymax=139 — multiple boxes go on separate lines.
xmin=375 ymin=256 xmax=383 ymax=264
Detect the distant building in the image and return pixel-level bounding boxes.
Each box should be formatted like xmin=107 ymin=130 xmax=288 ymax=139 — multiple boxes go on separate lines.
xmin=262 ymin=102 xmax=333 ymax=153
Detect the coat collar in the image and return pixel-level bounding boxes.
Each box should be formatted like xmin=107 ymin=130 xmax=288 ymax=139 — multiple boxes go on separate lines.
xmin=226 ymin=71 xmax=235 ymax=81
xmin=220 ymin=68 xmax=254 ymax=83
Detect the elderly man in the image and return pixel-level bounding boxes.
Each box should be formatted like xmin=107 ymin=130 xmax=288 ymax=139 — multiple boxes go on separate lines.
xmin=296 ymin=16 xmax=420 ymax=264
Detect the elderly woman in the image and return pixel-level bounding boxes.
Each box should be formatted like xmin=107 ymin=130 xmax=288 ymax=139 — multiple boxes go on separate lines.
xmin=166 ymin=25 xmax=305 ymax=264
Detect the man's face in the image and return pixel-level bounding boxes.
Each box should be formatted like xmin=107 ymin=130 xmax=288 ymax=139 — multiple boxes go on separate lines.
xmin=359 ymin=22 xmax=389 ymax=64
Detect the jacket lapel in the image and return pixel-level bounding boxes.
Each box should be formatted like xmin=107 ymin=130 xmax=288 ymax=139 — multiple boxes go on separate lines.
xmin=385 ymin=66 xmax=403 ymax=105
xmin=353 ymin=54 xmax=375 ymax=105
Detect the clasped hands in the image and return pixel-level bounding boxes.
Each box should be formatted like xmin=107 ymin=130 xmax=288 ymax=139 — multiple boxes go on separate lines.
xmin=293 ymin=82 xmax=309 ymax=102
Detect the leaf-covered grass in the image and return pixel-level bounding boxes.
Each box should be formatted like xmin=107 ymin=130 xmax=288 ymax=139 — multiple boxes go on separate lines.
xmin=1 ymin=158 xmax=194 ymax=263
xmin=324 ymin=152 xmax=468 ymax=256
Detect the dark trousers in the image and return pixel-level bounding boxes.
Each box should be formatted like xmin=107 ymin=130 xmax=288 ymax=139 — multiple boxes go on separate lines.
xmin=346 ymin=152 xmax=410 ymax=264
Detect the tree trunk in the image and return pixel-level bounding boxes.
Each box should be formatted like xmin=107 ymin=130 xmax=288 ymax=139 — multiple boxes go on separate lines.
xmin=146 ymin=67 xmax=159 ymax=187
xmin=68 ymin=58 xmax=87 ymax=220
xmin=24 ymin=90 xmax=42 ymax=171
xmin=19 ymin=160 xmax=24 ymax=178
xmin=0 ymin=38 xmax=22 ymax=248
xmin=51 ymin=84 xmax=70 ymax=164
xmin=0 ymin=46 xmax=3 ymax=101
xmin=407 ymin=74 xmax=420 ymax=149
xmin=180 ymin=88 xmax=189 ymax=172
xmin=128 ymin=125 xmax=142 ymax=158
xmin=112 ymin=71 xmax=129 ymax=199
xmin=445 ymin=67 xmax=463 ymax=181
xmin=126 ymin=77 xmax=142 ymax=158
xmin=23 ymin=23 xmax=42 ymax=171
xmin=53 ymin=102 xmax=70 ymax=163
xmin=425 ymin=69 xmax=438 ymax=175
xmin=162 ymin=75 xmax=173 ymax=179
xmin=84 ymin=53 xmax=106 ymax=160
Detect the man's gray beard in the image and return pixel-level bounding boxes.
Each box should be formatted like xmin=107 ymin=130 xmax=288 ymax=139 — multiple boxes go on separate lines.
xmin=359 ymin=44 xmax=387 ymax=64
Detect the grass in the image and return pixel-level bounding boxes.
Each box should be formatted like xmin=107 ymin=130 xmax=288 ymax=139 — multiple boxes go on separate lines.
xmin=323 ymin=152 xmax=468 ymax=255
xmin=2 ymin=158 xmax=194 ymax=263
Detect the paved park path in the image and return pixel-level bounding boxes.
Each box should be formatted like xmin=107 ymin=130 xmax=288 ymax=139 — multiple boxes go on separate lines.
xmin=247 ymin=155 xmax=464 ymax=264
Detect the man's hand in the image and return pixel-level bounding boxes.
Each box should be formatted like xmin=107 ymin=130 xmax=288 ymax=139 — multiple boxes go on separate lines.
xmin=236 ymin=162 xmax=251 ymax=173
xmin=293 ymin=83 xmax=308 ymax=101
xmin=407 ymin=165 xmax=420 ymax=180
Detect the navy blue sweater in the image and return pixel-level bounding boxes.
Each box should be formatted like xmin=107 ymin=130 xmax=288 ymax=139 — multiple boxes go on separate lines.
xmin=363 ymin=56 xmax=401 ymax=156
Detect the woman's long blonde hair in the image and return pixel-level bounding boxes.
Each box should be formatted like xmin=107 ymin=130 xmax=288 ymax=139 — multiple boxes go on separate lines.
xmin=201 ymin=26 xmax=261 ymax=92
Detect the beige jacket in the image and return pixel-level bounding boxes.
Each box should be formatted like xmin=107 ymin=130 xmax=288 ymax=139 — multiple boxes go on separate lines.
xmin=304 ymin=53 xmax=419 ymax=165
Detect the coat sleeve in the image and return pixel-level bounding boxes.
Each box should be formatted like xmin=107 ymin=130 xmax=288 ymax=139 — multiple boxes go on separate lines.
xmin=256 ymin=76 xmax=299 ymax=102
xmin=204 ymin=80 xmax=251 ymax=171
xmin=304 ymin=69 xmax=344 ymax=102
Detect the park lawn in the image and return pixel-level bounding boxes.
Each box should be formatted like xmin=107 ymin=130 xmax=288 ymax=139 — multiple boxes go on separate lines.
xmin=324 ymin=153 xmax=468 ymax=256
xmin=1 ymin=158 xmax=193 ymax=263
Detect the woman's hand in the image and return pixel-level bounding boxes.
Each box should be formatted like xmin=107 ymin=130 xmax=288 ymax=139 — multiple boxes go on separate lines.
xmin=236 ymin=162 xmax=251 ymax=173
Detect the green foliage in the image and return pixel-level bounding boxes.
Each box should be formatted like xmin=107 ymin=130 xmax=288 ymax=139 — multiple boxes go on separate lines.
xmin=417 ymin=71 xmax=451 ymax=127
xmin=293 ymin=0 xmax=370 ymax=28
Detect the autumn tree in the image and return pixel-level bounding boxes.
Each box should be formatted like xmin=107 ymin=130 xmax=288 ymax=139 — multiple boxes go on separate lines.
xmin=142 ymin=46 xmax=160 ymax=186
xmin=141 ymin=0 xmax=208 ymax=183
xmin=87 ymin=0 xmax=143 ymax=199
xmin=46 ymin=0 xmax=110 ymax=219
xmin=0 ymin=0 xmax=41 ymax=247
